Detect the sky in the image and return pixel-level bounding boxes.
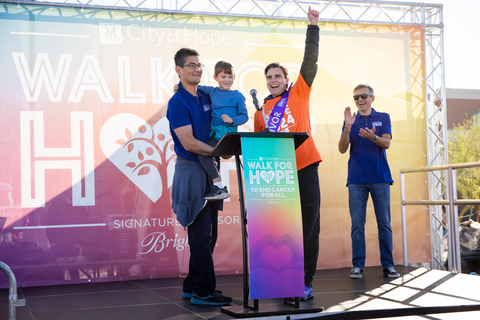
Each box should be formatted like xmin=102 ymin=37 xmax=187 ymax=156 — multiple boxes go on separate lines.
xmin=385 ymin=0 xmax=480 ymax=90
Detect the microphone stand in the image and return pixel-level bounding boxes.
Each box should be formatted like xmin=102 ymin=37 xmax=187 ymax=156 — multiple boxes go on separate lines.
xmin=250 ymin=89 xmax=270 ymax=132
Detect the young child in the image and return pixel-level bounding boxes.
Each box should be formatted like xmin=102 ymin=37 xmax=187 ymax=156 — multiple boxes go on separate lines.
xmin=176 ymin=60 xmax=248 ymax=200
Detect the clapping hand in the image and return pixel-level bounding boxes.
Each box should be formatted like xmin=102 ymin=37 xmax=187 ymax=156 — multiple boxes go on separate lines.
xmin=344 ymin=107 xmax=356 ymax=127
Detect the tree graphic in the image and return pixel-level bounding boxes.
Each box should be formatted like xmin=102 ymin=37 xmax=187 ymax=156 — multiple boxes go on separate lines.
xmin=104 ymin=115 xmax=176 ymax=204
xmin=115 ymin=125 xmax=175 ymax=177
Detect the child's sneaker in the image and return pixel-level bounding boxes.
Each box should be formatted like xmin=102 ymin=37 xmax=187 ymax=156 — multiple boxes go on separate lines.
xmin=204 ymin=186 xmax=230 ymax=201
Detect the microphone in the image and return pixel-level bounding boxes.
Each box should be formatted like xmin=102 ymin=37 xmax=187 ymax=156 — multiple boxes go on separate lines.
xmin=250 ymin=88 xmax=270 ymax=132
xmin=250 ymin=89 xmax=261 ymax=111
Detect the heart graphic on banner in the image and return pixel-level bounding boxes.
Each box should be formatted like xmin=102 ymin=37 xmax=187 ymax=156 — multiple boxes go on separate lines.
xmin=250 ymin=234 xmax=304 ymax=274
xmin=260 ymin=170 xmax=275 ymax=184
xmin=99 ymin=113 xmax=175 ymax=203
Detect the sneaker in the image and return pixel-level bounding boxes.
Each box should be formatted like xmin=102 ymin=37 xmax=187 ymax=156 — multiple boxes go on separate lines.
xmin=183 ymin=289 xmax=222 ymax=299
xmin=288 ymin=284 xmax=314 ymax=302
xmin=190 ymin=291 xmax=233 ymax=306
xmin=301 ymin=284 xmax=314 ymax=301
xmin=350 ymin=267 xmax=364 ymax=279
xmin=383 ymin=267 xmax=400 ymax=278
xmin=204 ymin=186 xmax=230 ymax=201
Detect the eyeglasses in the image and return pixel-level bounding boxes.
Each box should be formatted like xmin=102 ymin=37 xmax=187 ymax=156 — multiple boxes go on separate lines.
xmin=353 ymin=94 xmax=373 ymax=100
xmin=181 ymin=63 xmax=204 ymax=70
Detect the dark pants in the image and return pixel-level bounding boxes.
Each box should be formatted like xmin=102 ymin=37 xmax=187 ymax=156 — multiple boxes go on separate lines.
xmin=298 ymin=163 xmax=321 ymax=287
xmin=197 ymin=138 xmax=220 ymax=181
xmin=183 ymin=202 xmax=219 ymax=297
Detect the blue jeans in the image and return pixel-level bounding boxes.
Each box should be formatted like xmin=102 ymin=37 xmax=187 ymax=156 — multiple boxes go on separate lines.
xmin=348 ymin=183 xmax=394 ymax=269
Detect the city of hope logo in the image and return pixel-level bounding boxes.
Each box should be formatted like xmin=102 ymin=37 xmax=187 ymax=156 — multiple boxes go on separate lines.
xmin=99 ymin=23 xmax=123 ymax=44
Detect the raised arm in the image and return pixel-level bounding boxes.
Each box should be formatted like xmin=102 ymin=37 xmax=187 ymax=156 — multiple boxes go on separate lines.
xmin=299 ymin=6 xmax=320 ymax=87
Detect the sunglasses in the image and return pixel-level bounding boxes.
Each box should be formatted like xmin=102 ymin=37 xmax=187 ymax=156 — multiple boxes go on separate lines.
xmin=353 ymin=94 xmax=373 ymax=100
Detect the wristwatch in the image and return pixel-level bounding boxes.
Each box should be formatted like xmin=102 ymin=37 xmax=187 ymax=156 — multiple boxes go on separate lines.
xmin=372 ymin=135 xmax=377 ymax=142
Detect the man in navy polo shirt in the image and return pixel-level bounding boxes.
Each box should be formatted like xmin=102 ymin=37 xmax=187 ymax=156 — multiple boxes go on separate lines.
xmin=338 ymin=84 xmax=400 ymax=280
xmin=166 ymin=48 xmax=232 ymax=306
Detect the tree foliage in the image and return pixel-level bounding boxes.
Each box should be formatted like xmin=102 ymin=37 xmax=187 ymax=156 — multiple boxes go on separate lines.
xmin=448 ymin=118 xmax=480 ymax=200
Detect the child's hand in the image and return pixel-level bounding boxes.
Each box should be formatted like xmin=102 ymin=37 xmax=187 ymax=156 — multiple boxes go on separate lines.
xmin=173 ymin=84 xmax=179 ymax=93
xmin=221 ymin=115 xmax=233 ymax=124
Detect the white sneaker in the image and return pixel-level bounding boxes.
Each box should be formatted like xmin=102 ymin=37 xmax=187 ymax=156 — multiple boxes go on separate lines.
xmin=350 ymin=267 xmax=363 ymax=279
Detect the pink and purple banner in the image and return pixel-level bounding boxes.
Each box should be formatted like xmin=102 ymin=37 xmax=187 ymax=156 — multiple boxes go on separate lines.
xmin=241 ymin=136 xmax=304 ymax=299
xmin=0 ymin=1 xmax=430 ymax=289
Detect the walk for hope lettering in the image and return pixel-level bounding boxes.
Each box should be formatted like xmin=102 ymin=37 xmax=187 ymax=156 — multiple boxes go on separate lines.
xmin=7 ymin=17 xmax=243 ymax=260
xmin=10 ymin=23 xmax=235 ymax=104
xmin=247 ymin=158 xmax=296 ymax=198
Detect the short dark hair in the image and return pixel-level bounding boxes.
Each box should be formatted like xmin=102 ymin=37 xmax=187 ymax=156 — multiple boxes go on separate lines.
xmin=214 ymin=60 xmax=234 ymax=76
xmin=353 ymin=83 xmax=374 ymax=95
xmin=264 ymin=62 xmax=288 ymax=78
xmin=174 ymin=48 xmax=199 ymax=67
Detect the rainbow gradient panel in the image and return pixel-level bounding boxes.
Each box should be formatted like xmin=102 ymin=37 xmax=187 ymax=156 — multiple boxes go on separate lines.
xmin=241 ymin=136 xmax=304 ymax=299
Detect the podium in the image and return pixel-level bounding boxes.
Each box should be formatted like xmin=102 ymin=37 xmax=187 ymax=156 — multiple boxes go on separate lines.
xmin=213 ymin=132 xmax=323 ymax=318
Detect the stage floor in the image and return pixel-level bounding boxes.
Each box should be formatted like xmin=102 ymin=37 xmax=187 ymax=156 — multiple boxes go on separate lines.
xmin=2 ymin=265 xmax=480 ymax=320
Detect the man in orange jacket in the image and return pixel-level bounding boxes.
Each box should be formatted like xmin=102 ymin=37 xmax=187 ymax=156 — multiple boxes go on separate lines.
xmin=254 ymin=6 xmax=321 ymax=301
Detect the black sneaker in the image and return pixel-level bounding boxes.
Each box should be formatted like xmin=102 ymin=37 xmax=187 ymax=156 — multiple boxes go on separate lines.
xmin=204 ymin=186 xmax=230 ymax=201
xmin=350 ymin=267 xmax=363 ymax=279
xmin=190 ymin=291 xmax=232 ymax=306
xmin=183 ymin=289 xmax=222 ymax=299
xmin=383 ymin=267 xmax=400 ymax=278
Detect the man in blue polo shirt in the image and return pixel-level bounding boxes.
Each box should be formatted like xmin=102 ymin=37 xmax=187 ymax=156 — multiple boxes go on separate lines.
xmin=166 ymin=48 xmax=232 ymax=306
xmin=338 ymin=83 xmax=400 ymax=280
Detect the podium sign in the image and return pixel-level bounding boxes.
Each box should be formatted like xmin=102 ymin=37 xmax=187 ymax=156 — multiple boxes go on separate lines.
xmin=241 ymin=136 xmax=304 ymax=299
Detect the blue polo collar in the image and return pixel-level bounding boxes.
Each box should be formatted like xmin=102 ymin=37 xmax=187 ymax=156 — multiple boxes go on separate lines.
xmin=177 ymin=82 xmax=198 ymax=101
xmin=356 ymin=108 xmax=377 ymax=119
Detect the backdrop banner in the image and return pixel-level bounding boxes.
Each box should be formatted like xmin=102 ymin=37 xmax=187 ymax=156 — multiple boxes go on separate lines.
xmin=0 ymin=2 xmax=429 ymax=288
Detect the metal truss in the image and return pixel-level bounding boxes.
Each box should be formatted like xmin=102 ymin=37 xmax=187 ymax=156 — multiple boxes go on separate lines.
xmin=421 ymin=3 xmax=448 ymax=271
xmin=8 ymin=0 xmax=440 ymax=24
xmin=3 ymin=0 xmax=448 ymax=270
